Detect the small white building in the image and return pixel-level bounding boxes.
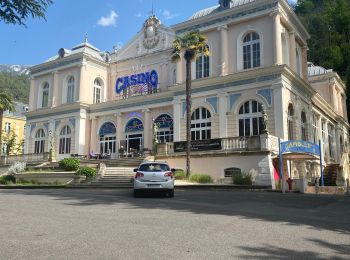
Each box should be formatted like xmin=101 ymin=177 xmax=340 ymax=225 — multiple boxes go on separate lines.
xmin=26 ymin=0 xmax=349 ymax=187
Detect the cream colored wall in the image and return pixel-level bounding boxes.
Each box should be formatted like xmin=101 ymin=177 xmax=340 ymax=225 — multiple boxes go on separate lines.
xmin=226 ymin=16 xmax=274 ymax=74
xmin=164 ymin=153 xmax=273 ymax=185
xmin=80 ymin=62 xmax=108 ymax=104
xmin=109 ymin=50 xmax=174 ymax=100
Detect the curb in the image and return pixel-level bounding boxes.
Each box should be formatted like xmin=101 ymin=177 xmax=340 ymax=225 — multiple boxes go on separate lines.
xmin=0 ymin=184 xmax=271 ymax=190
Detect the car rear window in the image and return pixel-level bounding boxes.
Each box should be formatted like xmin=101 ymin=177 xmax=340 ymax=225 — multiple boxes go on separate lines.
xmin=139 ymin=163 xmax=170 ymax=172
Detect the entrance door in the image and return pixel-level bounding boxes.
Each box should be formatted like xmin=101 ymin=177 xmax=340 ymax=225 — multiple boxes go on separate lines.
xmin=126 ymin=133 xmax=143 ymax=155
xmin=100 ymin=135 xmax=117 ymax=158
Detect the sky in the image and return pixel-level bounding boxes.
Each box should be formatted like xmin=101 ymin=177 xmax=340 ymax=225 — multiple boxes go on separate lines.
xmin=0 ymin=0 xmax=219 ymax=65
xmin=0 ymin=0 xmax=296 ymax=65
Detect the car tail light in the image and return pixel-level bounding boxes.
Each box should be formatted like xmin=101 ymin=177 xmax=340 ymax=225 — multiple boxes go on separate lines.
xmin=164 ymin=171 xmax=173 ymax=179
xmin=135 ymin=172 xmax=144 ymax=178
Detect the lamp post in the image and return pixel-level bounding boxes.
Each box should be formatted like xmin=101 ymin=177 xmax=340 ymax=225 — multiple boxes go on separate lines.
xmin=152 ymin=118 xmax=159 ymax=156
xmin=49 ymin=130 xmax=54 ymax=162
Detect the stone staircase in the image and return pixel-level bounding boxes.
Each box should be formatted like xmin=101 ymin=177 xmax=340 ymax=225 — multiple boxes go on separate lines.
xmin=321 ymin=164 xmax=339 ymax=186
xmin=89 ymin=167 xmax=135 ymax=188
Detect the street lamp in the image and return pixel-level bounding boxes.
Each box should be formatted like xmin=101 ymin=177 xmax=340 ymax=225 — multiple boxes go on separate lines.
xmin=49 ymin=130 xmax=54 ymax=162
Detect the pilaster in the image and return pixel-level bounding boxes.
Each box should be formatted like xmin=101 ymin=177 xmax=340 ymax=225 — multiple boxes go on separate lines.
xmin=218 ymin=25 xmax=229 ymax=76
xmin=272 ymin=12 xmax=283 ymax=65
xmin=172 ymin=98 xmax=181 ymax=141
xmin=143 ymin=109 xmax=151 ymax=150
xmin=218 ymin=93 xmax=228 ymax=138
xmin=288 ymin=31 xmax=297 ymax=71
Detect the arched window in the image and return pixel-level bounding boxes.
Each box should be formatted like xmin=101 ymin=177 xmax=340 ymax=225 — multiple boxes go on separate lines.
xmin=238 ymin=100 xmax=263 ymax=136
xmin=125 ymin=119 xmax=144 ymax=153
xmin=243 ymin=32 xmax=260 ymax=69
xmin=67 ymin=76 xmax=75 ymax=103
xmin=301 ymin=111 xmax=307 ymax=141
xmin=154 ymin=114 xmax=174 ymax=143
xmin=42 ymin=82 xmax=49 ymax=108
xmin=34 ymin=129 xmax=45 ymax=154
xmin=191 ymin=107 xmax=211 ymax=140
xmin=196 ymin=45 xmax=210 ymax=79
xmin=93 ymin=79 xmax=102 ymax=104
xmin=59 ymin=125 xmax=72 ymax=155
xmin=288 ymin=104 xmax=294 ymax=140
xmin=99 ymin=122 xmax=116 ymax=155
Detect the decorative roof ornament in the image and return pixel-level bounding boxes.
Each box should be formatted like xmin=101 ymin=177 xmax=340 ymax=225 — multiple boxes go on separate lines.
xmin=219 ymin=0 xmax=232 ymax=9
xmin=143 ymin=15 xmax=161 ymax=50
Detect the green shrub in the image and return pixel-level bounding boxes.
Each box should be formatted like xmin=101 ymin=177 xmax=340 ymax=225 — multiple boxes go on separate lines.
xmin=174 ymin=170 xmax=187 ymax=180
xmin=233 ymin=173 xmax=252 ymax=185
xmin=189 ymin=174 xmax=213 ymax=184
xmin=59 ymin=158 xmax=80 ymax=171
xmin=75 ymin=167 xmax=96 ymax=178
xmin=0 ymin=175 xmax=15 ymax=185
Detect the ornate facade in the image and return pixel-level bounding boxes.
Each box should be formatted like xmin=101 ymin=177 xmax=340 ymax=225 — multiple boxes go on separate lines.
xmin=26 ymin=0 xmax=349 ymax=187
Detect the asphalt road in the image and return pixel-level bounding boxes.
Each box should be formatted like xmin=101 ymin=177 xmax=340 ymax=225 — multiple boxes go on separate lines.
xmin=0 ymin=189 xmax=349 ymax=260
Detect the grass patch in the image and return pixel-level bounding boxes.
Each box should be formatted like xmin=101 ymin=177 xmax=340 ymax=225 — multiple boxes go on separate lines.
xmin=174 ymin=170 xmax=187 ymax=180
xmin=189 ymin=174 xmax=213 ymax=184
xmin=233 ymin=173 xmax=252 ymax=185
xmin=0 ymin=175 xmax=15 ymax=185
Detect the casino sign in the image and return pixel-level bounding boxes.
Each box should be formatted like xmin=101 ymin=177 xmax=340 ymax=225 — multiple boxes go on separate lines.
xmin=115 ymin=70 xmax=159 ymax=94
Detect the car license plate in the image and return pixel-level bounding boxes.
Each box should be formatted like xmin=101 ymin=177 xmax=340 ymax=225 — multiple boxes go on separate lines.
xmin=148 ymin=184 xmax=161 ymax=188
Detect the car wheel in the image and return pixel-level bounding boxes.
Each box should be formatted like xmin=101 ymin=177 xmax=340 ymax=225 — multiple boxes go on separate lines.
xmin=168 ymin=189 xmax=174 ymax=198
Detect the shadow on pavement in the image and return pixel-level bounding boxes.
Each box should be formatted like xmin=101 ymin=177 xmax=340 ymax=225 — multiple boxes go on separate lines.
xmin=238 ymin=239 xmax=350 ymax=259
xmin=2 ymin=188 xmax=350 ymax=235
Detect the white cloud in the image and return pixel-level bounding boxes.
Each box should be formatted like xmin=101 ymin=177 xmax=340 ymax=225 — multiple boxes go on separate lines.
xmin=135 ymin=12 xmax=143 ymax=18
xmin=162 ymin=10 xmax=179 ymax=20
xmin=97 ymin=10 xmax=118 ymax=27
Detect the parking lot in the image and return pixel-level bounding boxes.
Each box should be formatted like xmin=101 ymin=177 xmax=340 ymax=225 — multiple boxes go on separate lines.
xmin=0 ymin=188 xmax=349 ymax=259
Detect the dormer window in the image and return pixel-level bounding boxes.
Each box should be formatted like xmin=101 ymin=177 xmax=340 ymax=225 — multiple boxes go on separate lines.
xmin=219 ymin=0 xmax=231 ymax=9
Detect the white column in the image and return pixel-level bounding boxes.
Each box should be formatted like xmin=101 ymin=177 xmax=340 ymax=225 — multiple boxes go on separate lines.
xmin=218 ymin=25 xmax=228 ymax=76
xmin=29 ymin=77 xmax=36 ymax=111
xmin=79 ymin=63 xmax=86 ymax=103
xmin=218 ymin=93 xmax=228 ymax=138
xmin=273 ymin=84 xmax=286 ymax=138
xmin=52 ymin=71 xmax=59 ymax=107
xmin=176 ymin=55 xmax=183 ymax=84
xmin=116 ymin=113 xmax=122 ymax=151
xmin=24 ymin=123 xmax=31 ymax=154
xmin=172 ymin=98 xmax=181 ymax=141
xmin=143 ymin=109 xmax=151 ymax=150
xmin=272 ymin=12 xmax=283 ymax=65
xmin=301 ymin=45 xmax=308 ymax=80
xmin=76 ymin=111 xmax=87 ymax=155
xmin=288 ymin=31 xmax=296 ymax=71
xmin=90 ymin=116 xmax=97 ymax=153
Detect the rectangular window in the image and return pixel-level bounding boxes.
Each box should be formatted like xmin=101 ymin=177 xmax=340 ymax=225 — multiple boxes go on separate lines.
xmin=243 ymin=45 xmax=251 ymax=69
xmin=252 ymin=43 xmax=260 ymax=67
xmin=42 ymin=91 xmax=49 ymax=107
xmin=196 ymin=56 xmax=203 ymax=79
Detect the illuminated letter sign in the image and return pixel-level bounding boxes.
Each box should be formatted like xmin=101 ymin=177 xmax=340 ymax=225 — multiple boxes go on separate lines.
xmin=116 ymin=70 xmax=158 ymax=94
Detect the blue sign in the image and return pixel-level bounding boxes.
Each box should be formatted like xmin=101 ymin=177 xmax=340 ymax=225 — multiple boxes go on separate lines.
xmin=281 ymin=140 xmax=320 ymax=156
xmin=116 ymin=70 xmax=158 ymax=94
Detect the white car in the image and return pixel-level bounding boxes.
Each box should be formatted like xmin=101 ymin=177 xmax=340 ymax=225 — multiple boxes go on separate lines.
xmin=133 ymin=161 xmax=175 ymax=197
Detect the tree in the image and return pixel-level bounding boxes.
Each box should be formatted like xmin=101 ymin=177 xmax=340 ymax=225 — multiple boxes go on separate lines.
xmin=0 ymin=0 xmax=52 ymax=26
xmin=2 ymin=130 xmax=24 ymax=155
xmin=0 ymin=93 xmax=15 ymax=153
xmin=294 ymin=0 xmax=350 ymax=119
xmin=172 ymin=31 xmax=209 ymax=177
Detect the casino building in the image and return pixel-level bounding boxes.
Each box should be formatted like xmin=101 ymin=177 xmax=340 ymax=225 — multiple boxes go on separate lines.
xmin=26 ymin=0 xmax=350 ymax=187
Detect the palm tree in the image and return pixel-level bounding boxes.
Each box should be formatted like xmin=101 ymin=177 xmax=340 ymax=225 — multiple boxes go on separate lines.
xmin=0 ymin=94 xmax=15 ymax=154
xmin=172 ymin=31 xmax=209 ymax=177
